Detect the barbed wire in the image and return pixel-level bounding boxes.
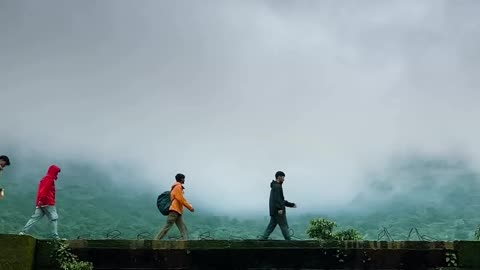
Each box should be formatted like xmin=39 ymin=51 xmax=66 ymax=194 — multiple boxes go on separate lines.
xmin=198 ymin=231 xmax=215 ymax=240
xmin=74 ymin=226 xmax=447 ymax=241
xmin=228 ymin=235 xmax=247 ymax=240
xmin=136 ymin=232 xmax=151 ymax=240
xmin=256 ymin=234 xmax=272 ymax=240
xmin=378 ymin=226 xmax=394 ymax=241
xmin=105 ymin=230 xmax=121 ymax=239
xmin=195 ymin=228 xmax=301 ymax=240
xmin=406 ymin=227 xmax=438 ymax=241
xmin=289 ymin=228 xmax=303 ymax=240
xmin=76 ymin=234 xmax=91 ymax=240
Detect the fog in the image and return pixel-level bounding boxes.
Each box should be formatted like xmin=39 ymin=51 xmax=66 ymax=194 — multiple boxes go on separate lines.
xmin=1 ymin=0 xmax=480 ymax=214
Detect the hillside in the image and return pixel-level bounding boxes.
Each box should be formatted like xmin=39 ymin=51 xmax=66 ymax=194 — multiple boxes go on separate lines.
xmin=0 ymin=154 xmax=479 ymax=240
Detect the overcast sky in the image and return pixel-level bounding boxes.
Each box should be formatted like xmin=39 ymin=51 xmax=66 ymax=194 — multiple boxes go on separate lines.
xmin=1 ymin=0 xmax=480 ymax=214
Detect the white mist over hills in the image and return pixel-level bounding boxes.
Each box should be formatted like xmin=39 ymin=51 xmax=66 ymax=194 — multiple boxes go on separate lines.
xmin=1 ymin=0 xmax=480 ymax=214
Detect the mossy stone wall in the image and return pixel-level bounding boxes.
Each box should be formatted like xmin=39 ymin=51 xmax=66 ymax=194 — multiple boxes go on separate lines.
xmin=0 ymin=234 xmax=36 ymax=270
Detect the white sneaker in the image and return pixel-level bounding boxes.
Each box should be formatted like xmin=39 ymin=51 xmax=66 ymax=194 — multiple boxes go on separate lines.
xmin=19 ymin=232 xmax=26 ymax=235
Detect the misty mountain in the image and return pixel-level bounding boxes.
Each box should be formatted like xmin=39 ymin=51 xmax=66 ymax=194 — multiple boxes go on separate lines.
xmin=355 ymin=154 xmax=480 ymax=209
xmin=1 ymin=153 xmax=479 ymax=240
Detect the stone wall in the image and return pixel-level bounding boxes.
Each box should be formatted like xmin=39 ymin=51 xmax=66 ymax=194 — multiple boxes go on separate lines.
xmin=1 ymin=235 xmax=480 ymax=269
xmin=0 ymin=234 xmax=36 ymax=270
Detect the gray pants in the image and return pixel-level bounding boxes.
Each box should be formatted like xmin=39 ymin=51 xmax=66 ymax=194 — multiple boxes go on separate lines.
xmin=260 ymin=214 xmax=291 ymax=240
xmin=155 ymin=211 xmax=188 ymax=240
xmin=21 ymin=206 xmax=59 ymax=239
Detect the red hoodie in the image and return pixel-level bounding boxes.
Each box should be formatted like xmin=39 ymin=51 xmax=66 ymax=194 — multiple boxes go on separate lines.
xmin=35 ymin=165 xmax=61 ymax=206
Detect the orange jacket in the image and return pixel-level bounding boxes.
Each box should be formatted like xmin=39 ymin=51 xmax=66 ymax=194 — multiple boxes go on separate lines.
xmin=169 ymin=182 xmax=193 ymax=215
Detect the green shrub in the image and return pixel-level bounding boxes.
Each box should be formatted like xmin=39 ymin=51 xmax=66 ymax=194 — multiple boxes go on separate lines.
xmin=306 ymin=218 xmax=337 ymax=240
xmin=306 ymin=217 xmax=362 ymax=241
xmin=334 ymin=228 xmax=363 ymax=241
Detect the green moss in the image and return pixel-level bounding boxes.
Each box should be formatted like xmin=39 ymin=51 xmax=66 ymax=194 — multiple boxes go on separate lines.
xmin=455 ymin=241 xmax=480 ymax=268
xmin=34 ymin=240 xmax=57 ymax=269
xmin=0 ymin=234 xmax=36 ymax=270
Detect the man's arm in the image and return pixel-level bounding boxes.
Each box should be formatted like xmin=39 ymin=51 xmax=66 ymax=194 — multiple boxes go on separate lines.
xmin=0 ymin=169 xmax=5 ymax=199
xmin=284 ymin=200 xmax=296 ymax=208
xmin=173 ymin=186 xmax=194 ymax=211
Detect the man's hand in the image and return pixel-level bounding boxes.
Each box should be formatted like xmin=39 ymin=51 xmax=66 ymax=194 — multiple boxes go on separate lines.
xmin=292 ymin=203 xmax=297 ymax=208
xmin=191 ymin=207 xmax=195 ymax=212
xmin=278 ymin=210 xmax=283 ymax=215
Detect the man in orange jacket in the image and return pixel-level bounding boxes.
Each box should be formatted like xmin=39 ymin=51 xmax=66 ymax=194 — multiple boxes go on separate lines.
xmin=155 ymin=173 xmax=195 ymax=240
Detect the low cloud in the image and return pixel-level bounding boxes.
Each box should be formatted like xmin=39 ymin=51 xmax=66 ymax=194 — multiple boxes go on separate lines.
xmin=1 ymin=0 xmax=480 ymax=214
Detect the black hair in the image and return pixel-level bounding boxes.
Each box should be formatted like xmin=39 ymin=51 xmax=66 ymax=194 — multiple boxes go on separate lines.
xmin=275 ymin=171 xmax=285 ymax=178
xmin=0 ymin=155 xmax=10 ymax=166
xmin=175 ymin=173 xmax=185 ymax=182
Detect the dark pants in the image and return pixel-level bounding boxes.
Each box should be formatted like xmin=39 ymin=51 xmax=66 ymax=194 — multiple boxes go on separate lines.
xmin=260 ymin=214 xmax=291 ymax=240
xmin=155 ymin=211 xmax=188 ymax=240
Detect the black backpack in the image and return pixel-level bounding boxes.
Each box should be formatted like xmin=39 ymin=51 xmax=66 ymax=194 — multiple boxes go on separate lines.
xmin=157 ymin=190 xmax=172 ymax=216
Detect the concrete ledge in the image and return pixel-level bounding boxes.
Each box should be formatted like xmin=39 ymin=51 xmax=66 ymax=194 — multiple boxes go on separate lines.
xmin=37 ymin=239 xmax=472 ymax=270
xmin=0 ymin=234 xmax=477 ymax=270
xmin=0 ymin=234 xmax=36 ymax=270
xmin=66 ymin=239 xmax=457 ymax=250
xmin=455 ymin=241 xmax=480 ymax=268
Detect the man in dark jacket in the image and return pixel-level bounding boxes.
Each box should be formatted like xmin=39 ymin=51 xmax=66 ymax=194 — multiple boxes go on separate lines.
xmin=260 ymin=171 xmax=296 ymax=240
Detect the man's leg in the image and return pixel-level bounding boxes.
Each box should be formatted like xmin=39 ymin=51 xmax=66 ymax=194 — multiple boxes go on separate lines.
xmin=155 ymin=212 xmax=178 ymax=240
xmin=44 ymin=206 xmax=59 ymax=239
xmin=277 ymin=214 xmax=291 ymax=240
xmin=175 ymin=214 xmax=188 ymax=240
xmin=259 ymin=216 xmax=277 ymax=240
xmin=20 ymin=208 xmax=45 ymax=234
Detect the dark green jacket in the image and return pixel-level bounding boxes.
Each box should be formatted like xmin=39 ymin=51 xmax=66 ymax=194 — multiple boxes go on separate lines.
xmin=269 ymin=180 xmax=295 ymax=216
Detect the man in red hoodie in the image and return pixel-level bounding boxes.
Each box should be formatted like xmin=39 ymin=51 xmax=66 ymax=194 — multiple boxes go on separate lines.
xmin=19 ymin=165 xmax=62 ymax=239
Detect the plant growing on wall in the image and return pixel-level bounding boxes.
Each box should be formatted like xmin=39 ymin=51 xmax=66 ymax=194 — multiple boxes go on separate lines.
xmin=445 ymin=251 xmax=458 ymax=267
xmin=334 ymin=228 xmax=363 ymax=241
xmin=306 ymin=218 xmax=363 ymax=240
xmin=50 ymin=240 xmax=93 ymax=270
xmin=306 ymin=218 xmax=336 ymax=240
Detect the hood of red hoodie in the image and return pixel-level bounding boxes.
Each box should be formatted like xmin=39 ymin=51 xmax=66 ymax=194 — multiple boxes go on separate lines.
xmin=46 ymin=165 xmax=61 ymax=180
